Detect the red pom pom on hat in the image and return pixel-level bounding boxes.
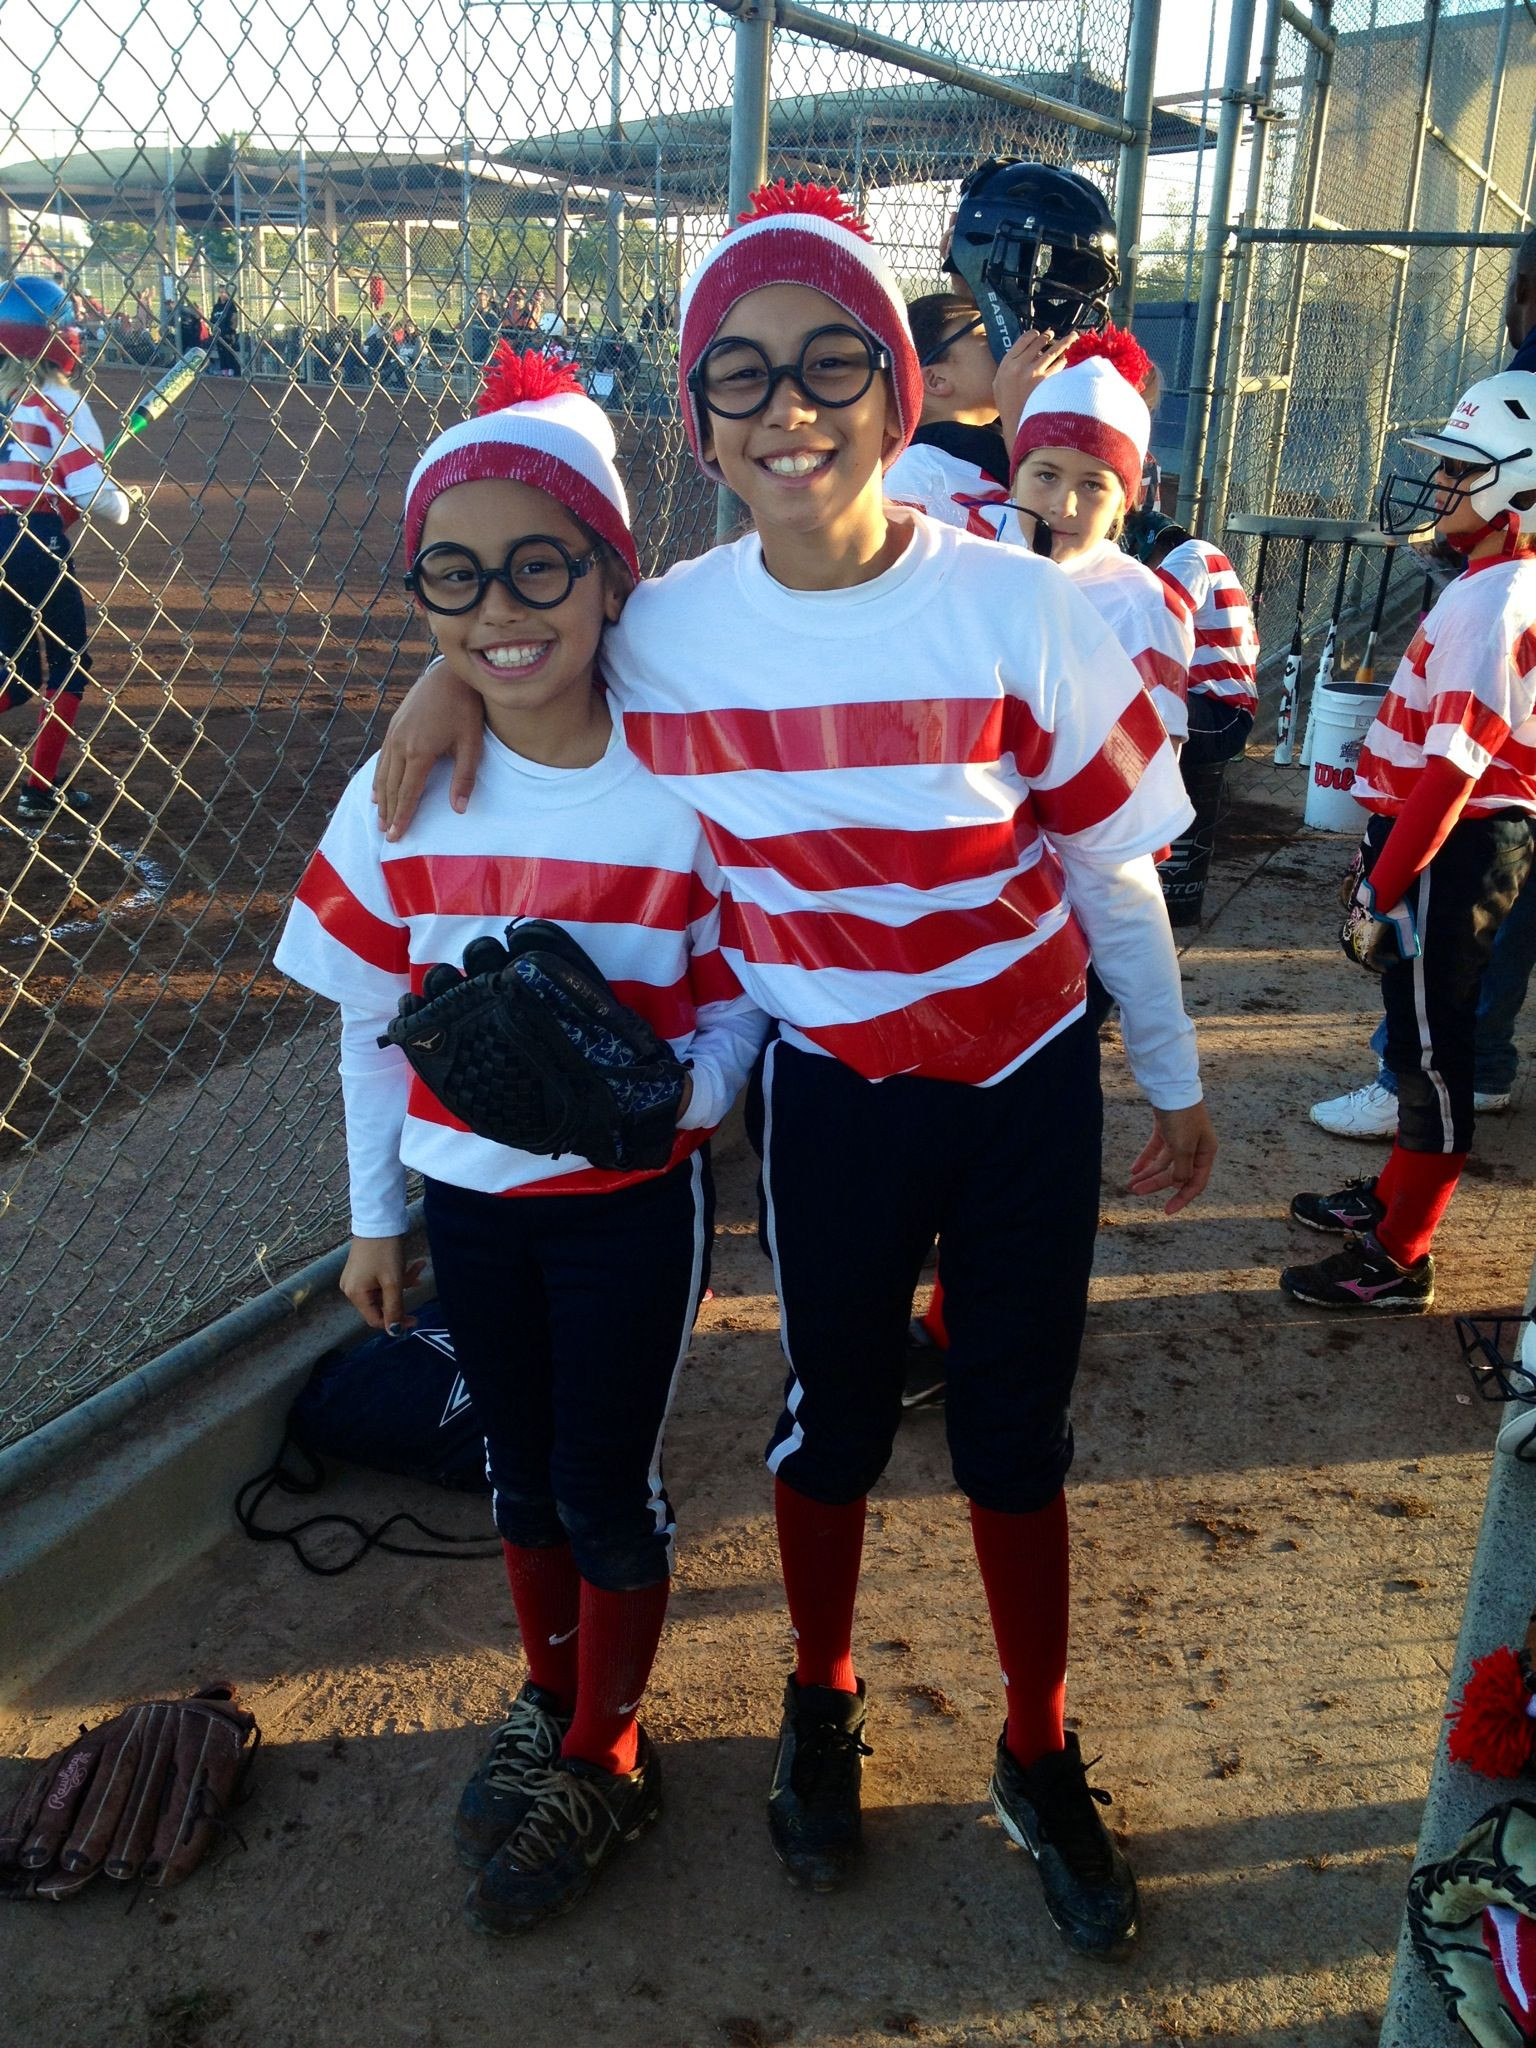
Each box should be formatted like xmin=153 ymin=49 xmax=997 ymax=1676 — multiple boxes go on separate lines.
xmin=1065 ymin=323 xmax=1155 ymax=395
xmin=1448 ymin=1645 xmax=1536 ymax=1779
xmin=736 ymin=180 xmax=873 ymax=242
xmin=477 ymin=342 xmax=584 ymax=416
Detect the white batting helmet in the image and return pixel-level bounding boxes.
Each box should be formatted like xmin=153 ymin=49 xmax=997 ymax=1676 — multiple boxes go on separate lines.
xmin=1381 ymin=371 xmax=1536 ymax=538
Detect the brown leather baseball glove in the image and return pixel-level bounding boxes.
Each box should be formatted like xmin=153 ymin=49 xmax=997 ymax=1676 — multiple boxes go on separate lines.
xmin=0 ymin=1682 xmax=259 ymax=1899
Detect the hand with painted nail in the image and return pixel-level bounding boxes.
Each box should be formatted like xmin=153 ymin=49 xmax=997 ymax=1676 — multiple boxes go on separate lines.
xmin=341 ymin=1234 xmax=426 ymax=1331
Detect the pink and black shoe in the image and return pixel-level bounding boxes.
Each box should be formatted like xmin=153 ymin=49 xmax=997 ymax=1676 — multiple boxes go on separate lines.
xmin=1280 ymin=1232 xmax=1434 ymax=1313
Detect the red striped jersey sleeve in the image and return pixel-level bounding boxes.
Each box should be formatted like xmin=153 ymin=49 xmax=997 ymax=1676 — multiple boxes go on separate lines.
xmin=275 ymin=769 xmax=412 ymax=1008
xmin=1159 ymin=540 xmax=1259 ymax=712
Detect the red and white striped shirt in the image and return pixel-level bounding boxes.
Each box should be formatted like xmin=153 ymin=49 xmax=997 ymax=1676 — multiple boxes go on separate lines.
xmin=1353 ymin=554 xmax=1536 ymax=817
xmin=1156 ymin=538 xmax=1259 ymax=714
xmin=884 ymin=440 xmax=1011 ymax=539
xmin=609 ymin=516 xmax=1194 ymax=1090
xmin=275 ymin=725 xmax=769 ymax=1201
xmin=986 ymin=526 xmax=1194 ymax=744
xmin=0 ymin=385 xmax=127 ymax=527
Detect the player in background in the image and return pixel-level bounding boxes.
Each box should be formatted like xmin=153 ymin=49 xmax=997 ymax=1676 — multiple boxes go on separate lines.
xmin=275 ymin=349 xmax=768 ymax=1934
xmin=1282 ymin=372 xmax=1536 ymax=1312
xmin=0 ymin=276 xmax=134 ymax=823
xmin=1313 ymin=231 xmax=1536 ymax=1140
xmin=995 ymin=328 xmax=1194 ymax=751
xmin=372 ymin=184 xmax=1217 ymax=1958
xmin=884 ymin=293 xmax=1068 ymax=533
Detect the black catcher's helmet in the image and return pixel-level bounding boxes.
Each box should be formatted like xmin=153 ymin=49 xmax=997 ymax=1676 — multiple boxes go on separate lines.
xmin=945 ymin=160 xmax=1119 ymax=362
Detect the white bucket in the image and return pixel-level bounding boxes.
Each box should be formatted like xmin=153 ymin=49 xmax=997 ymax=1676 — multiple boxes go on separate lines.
xmin=1302 ymin=683 xmax=1389 ymax=831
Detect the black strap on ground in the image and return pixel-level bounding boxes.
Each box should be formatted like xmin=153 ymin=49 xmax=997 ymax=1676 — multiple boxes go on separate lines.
xmin=234 ymin=1436 xmax=502 ymax=1575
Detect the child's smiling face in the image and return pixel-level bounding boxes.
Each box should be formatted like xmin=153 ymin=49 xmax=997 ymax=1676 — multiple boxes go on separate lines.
xmin=697 ymin=283 xmax=902 ymax=548
xmin=412 ymin=477 xmax=623 ymax=753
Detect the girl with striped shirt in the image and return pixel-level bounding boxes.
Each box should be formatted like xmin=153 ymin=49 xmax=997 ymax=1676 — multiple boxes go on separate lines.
xmin=277 ymin=350 xmax=768 ymax=1935
xmin=374 ymin=185 xmax=1217 ymax=1958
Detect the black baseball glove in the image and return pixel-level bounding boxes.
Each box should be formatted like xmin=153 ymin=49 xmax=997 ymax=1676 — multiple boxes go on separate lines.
xmin=380 ymin=919 xmax=686 ymax=1172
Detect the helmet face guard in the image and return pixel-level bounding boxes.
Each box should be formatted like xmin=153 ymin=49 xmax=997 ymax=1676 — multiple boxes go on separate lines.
xmin=946 ymin=162 xmax=1119 ymax=364
xmin=949 ymin=225 xmax=1116 ymax=362
xmin=1378 ymin=444 xmax=1520 ymax=537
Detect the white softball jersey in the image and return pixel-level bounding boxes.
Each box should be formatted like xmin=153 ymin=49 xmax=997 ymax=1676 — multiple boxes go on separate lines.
xmin=1354 ymin=554 xmax=1536 ymax=817
xmin=0 ymin=386 xmax=129 ymax=526
xmin=1156 ymin=538 xmax=1260 ymax=715
xmin=276 ymin=722 xmax=770 ymax=1230
xmin=608 ymin=514 xmax=1200 ymax=1103
xmin=883 ymin=440 xmax=1011 ymax=537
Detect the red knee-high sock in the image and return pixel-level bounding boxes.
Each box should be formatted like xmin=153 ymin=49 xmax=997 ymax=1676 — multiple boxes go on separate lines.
xmin=921 ymin=1277 xmax=948 ymax=1350
xmin=1375 ymin=1143 xmax=1467 ymax=1267
xmin=561 ymin=1577 xmax=670 ymax=1775
xmin=1372 ymin=1145 xmax=1404 ymax=1211
xmin=970 ymin=1491 xmax=1070 ymax=1770
xmin=29 ymin=688 xmax=82 ymax=790
xmin=501 ymin=1540 xmax=581 ymax=1709
xmin=775 ymin=1476 xmax=864 ymax=1694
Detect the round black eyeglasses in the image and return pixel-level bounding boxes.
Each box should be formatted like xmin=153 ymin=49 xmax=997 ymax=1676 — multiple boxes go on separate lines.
xmin=406 ymin=535 xmax=600 ymax=616
xmin=689 ymin=323 xmax=892 ymax=419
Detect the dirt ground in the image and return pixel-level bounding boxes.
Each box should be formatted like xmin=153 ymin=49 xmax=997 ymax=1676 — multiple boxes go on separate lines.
xmin=5 ymin=764 xmax=1533 ymax=2048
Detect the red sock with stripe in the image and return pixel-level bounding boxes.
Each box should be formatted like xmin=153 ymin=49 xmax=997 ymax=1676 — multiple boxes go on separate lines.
xmin=969 ymin=1491 xmax=1070 ymax=1769
xmin=921 ymin=1278 xmax=948 ymax=1349
xmin=775 ymin=1476 xmax=863 ymax=1694
xmin=28 ymin=687 xmax=82 ymax=790
xmin=501 ymin=1540 xmax=580 ymax=1709
xmin=561 ymin=1577 xmax=670 ymax=1775
xmin=1375 ymin=1143 xmax=1466 ymax=1267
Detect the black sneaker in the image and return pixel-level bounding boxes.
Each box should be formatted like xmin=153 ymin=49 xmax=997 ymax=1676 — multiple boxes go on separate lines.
xmin=463 ymin=1735 xmax=662 ymax=1936
xmin=766 ymin=1675 xmax=871 ymax=1890
xmin=1279 ymin=1231 xmax=1434 ymax=1313
xmin=15 ymin=782 xmax=94 ymax=821
xmin=902 ymin=1321 xmax=947 ymax=1410
xmin=989 ymin=1730 xmax=1139 ymax=1956
xmin=453 ymin=1681 xmax=573 ymax=1870
xmin=1289 ymin=1176 xmax=1386 ymax=1236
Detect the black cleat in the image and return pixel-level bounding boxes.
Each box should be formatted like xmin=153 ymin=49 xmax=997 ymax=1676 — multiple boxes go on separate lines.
xmin=15 ymin=781 xmax=94 ymax=823
xmin=989 ymin=1730 xmax=1139 ymax=1956
xmin=1280 ymin=1231 xmax=1434 ymax=1312
xmin=902 ymin=1320 xmax=947 ymax=1410
xmin=463 ymin=1734 xmax=662 ymax=1935
xmin=1289 ymin=1176 xmax=1386 ymax=1236
xmin=766 ymin=1675 xmax=871 ymax=1890
xmin=453 ymin=1681 xmax=573 ymax=1870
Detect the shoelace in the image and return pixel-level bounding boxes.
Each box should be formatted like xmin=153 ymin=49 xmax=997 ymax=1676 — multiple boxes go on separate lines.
xmin=501 ymin=1766 xmax=617 ymax=1872
xmin=792 ymin=1720 xmax=873 ymax=1802
xmin=1036 ymin=1753 xmax=1114 ymax=1875
xmin=481 ymin=1701 xmax=563 ymax=1795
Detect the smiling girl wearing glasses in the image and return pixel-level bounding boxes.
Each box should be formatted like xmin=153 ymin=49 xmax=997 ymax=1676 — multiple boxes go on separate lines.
xmin=371 ymin=185 xmax=1217 ymax=1958
xmin=275 ymin=346 xmax=768 ymax=1937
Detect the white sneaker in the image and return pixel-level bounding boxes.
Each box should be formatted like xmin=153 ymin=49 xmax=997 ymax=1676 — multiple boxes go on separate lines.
xmin=1474 ymin=1090 xmax=1513 ymax=1114
xmin=1309 ymin=1079 xmax=1399 ymax=1140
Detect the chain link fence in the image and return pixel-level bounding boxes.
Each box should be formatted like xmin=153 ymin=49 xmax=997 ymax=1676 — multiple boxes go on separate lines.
xmin=1194 ymin=0 xmax=1534 ymax=695
xmin=0 ymin=0 xmax=1138 ymax=1448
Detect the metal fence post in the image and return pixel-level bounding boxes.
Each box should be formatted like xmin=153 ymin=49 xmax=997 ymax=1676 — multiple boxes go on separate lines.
xmin=1257 ymin=0 xmax=1335 ymax=519
xmin=715 ymin=0 xmax=773 ymax=541
xmin=1205 ymin=0 xmax=1284 ymax=544
xmin=1450 ymin=0 xmax=1518 ymax=400
xmin=1175 ymin=0 xmax=1258 ymax=531
xmin=1366 ymin=0 xmax=1441 ymax=506
xmin=1112 ymin=0 xmax=1160 ymax=327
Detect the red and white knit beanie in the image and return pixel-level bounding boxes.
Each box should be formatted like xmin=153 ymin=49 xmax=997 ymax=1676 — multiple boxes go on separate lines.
xmin=1011 ymin=326 xmax=1153 ymax=510
xmin=677 ymin=181 xmax=923 ymax=481
xmin=404 ymin=346 xmax=639 ymax=580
